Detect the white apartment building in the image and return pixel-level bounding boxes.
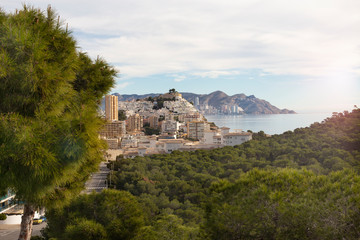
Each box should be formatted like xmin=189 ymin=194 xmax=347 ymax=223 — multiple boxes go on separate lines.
xmin=161 ymin=120 xmax=180 ymax=134
xmin=203 ymin=130 xmax=222 ymax=145
xmin=187 ymin=121 xmax=210 ymax=140
xmin=222 ymin=132 xmax=252 ymax=146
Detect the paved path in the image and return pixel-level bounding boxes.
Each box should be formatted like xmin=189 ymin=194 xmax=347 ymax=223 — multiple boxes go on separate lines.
xmin=83 ymin=162 xmax=110 ymax=194
xmin=0 ymin=223 xmax=44 ymax=240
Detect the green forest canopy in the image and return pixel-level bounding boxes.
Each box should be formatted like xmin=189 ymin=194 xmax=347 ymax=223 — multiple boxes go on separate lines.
xmin=44 ymin=109 xmax=360 ymax=240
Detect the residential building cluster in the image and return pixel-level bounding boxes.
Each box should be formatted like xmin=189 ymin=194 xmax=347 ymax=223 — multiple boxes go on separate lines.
xmin=100 ymin=92 xmax=252 ymax=160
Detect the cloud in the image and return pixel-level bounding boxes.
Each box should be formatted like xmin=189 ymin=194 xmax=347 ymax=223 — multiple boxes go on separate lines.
xmin=173 ymin=75 xmax=186 ymax=82
xmin=113 ymin=81 xmax=132 ymax=92
xmin=2 ymin=0 xmax=359 ymax=111
xmin=2 ymin=0 xmax=360 ymax=81
xmin=193 ymin=70 xmax=241 ymax=78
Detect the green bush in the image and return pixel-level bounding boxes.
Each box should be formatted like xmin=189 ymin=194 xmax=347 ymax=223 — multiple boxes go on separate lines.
xmin=0 ymin=213 xmax=7 ymax=220
xmin=65 ymin=219 xmax=107 ymax=240
xmin=30 ymin=236 xmax=45 ymax=240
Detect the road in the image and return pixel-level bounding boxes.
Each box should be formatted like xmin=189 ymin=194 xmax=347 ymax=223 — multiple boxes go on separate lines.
xmin=0 ymin=223 xmax=44 ymax=240
xmin=83 ymin=161 xmax=110 ymax=194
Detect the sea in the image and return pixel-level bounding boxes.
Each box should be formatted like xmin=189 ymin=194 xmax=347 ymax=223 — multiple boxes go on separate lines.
xmin=204 ymin=112 xmax=333 ymax=135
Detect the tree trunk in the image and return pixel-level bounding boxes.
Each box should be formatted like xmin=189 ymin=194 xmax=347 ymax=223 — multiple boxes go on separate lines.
xmin=18 ymin=204 xmax=35 ymax=240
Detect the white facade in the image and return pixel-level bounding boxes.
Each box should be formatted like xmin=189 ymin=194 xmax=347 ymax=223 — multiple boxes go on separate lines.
xmin=161 ymin=120 xmax=180 ymax=133
xmin=138 ymin=140 xmax=150 ymax=149
xmin=161 ymin=139 xmax=184 ymax=153
xmin=222 ymin=132 xmax=252 ymax=146
xmin=220 ymin=127 xmax=230 ymax=135
xmin=203 ymin=130 xmax=222 ymax=145
xmin=187 ymin=121 xmax=210 ymax=140
xmin=121 ymin=135 xmax=139 ymax=148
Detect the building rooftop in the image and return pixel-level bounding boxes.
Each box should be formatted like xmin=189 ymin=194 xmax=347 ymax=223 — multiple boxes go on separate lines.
xmin=224 ymin=132 xmax=252 ymax=136
xmin=159 ymin=139 xmax=184 ymax=144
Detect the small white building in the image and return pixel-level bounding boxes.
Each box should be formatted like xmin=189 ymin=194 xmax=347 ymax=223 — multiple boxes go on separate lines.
xmin=222 ymin=132 xmax=252 ymax=146
xmin=121 ymin=135 xmax=139 ymax=148
xmin=161 ymin=139 xmax=185 ymax=153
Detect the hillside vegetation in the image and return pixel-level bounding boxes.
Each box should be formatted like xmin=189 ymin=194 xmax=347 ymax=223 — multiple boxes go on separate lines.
xmin=44 ymin=109 xmax=360 ymax=240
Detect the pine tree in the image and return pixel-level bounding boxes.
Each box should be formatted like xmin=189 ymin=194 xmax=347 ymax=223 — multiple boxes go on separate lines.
xmin=0 ymin=5 xmax=116 ymax=240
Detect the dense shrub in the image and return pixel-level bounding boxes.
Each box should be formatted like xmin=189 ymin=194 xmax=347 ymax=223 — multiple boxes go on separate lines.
xmin=0 ymin=213 xmax=7 ymax=220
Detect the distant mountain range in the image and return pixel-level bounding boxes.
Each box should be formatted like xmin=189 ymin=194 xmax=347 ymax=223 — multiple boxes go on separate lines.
xmin=113 ymin=91 xmax=296 ymax=114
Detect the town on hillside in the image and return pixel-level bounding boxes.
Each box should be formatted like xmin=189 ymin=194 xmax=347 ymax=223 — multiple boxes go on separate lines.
xmin=99 ymin=89 xmax=252 ymax=160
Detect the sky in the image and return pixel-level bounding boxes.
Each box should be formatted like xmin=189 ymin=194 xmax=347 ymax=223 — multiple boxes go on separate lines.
xmin=1 ymin=0 xmax=360 ymax=113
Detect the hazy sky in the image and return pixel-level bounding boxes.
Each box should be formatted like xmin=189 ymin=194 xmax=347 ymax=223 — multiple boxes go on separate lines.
xmin=2 ymin=0 xmax=359 ymax=112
